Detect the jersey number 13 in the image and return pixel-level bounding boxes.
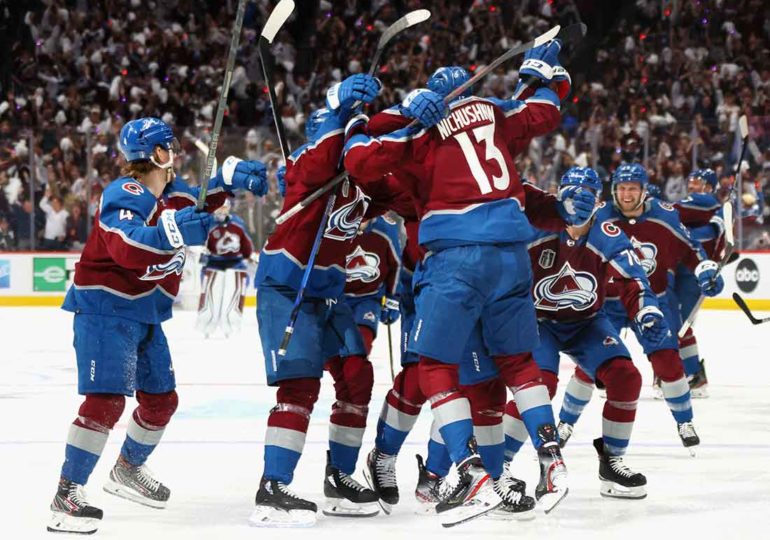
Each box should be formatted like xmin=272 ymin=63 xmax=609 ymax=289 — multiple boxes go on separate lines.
xmin=454 ymin=123 xmax=511 ymax=194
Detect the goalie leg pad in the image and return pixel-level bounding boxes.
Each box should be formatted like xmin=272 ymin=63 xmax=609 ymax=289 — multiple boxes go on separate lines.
xmin=196 ymin=268 xmax=224 ymax=337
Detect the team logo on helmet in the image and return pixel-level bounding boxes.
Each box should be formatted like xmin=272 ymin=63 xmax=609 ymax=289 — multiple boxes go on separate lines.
xmin=140 ymin=250 xmax=186 ymax=281
xmin=325 ymin=185 xmax=370 ymax=241
xmin=345 ymin=245 xmax=381 ymax=283
xmin=629 ymin=236 xmax=658 ymax=275
xmin=539 ymin=249 xmax=556 ymax=269
xmin=215 ymin=231 xmax=241 ymax=255
xmin=533 ymin=262 xmax=598 ymax=312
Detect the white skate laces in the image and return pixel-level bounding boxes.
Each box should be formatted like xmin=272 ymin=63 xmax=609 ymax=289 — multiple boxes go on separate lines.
xmin=375 ymin=453 xmax=398 ymax=488
xmin=678 ymin=422 xmax=697 ymax=439
xmin=338 ymin=471 xmax=368 ymax=492
xmin=136 ymin=465 xmax=161 ymax=492
xmin=277 ymin=482 xmax=304 ymax=501
xmin=607 ymin=456 xmax=636 ymax=478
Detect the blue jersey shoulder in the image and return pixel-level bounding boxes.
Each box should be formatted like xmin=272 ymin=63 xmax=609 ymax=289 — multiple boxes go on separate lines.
xmin=102 ymin=177 xmax=158 ymax=220
xmin=587 ymin=219 xmax=633 ymax=261
xmin=371 ymin=216 xmax=402 ymax=255
xmin=646 ymin=198 xmax=682 ymax=226
xmin=678 ymin=193 xmax=720 ymax=210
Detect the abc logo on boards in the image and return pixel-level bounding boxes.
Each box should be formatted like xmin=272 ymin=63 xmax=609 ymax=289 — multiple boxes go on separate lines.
xmin=735 ymin=258 xmax=759 ymax=293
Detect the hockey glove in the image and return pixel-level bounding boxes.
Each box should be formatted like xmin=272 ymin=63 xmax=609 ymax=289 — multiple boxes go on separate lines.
xmin=381 ymin=297 xmax=400 ymax=325
xmin=217 ymin=157 xmax=268 ymax=196
xmin=514 ymin=39 xmax=565 ymax=100
xmin=551 ymin=65 xmax=572 ymax=101
xmin=326 ymin=74 xmax=382 ymax=113
xmin=557 ymin=186 xmax=597 ymax=226
xmin=635 ymin=306 xmax=670 ymax=345
xmin=158 ymin=206 xmax=214 ymax=248
xmin=276 ymin=165 xmax=286 ymax=197
xmin=695 ymin=260 xmax=724 ymax=297
xmin=401 ymin=89 xmax=447 ymax=128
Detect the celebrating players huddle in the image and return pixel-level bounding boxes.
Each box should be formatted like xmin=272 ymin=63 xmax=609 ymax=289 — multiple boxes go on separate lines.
xmin=47 ymin=36 xmax=726 ymax=535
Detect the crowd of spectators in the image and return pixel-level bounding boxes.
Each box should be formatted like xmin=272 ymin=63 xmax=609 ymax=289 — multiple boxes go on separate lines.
xmin=1 ymin=0 xmax=769 ymax=251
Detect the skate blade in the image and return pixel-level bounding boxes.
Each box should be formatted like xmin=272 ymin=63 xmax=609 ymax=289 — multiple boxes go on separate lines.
xmin=414 ymin=501 xmax=438 ymax=516
xmin=248 ymin=505 xmax=316 ymax=528
xmin=103 ymin=480 xmax=167 ymax=509
xmin=537 ymin=487 xmax=569 ymax=514
xmin=439 ymin=482 xmax=503 ymax=528
xmin=486 ymin=506 xmax=537 ymax=521
xmin=323 ymin=497 xmax=380 ymax=518
xmin=362 ymin=463 xmax=393 ymax=515
xmin=600 ymin=481 xmax=647 ymax=500
xmin=690 ymin=388 xmax=709 ymax=399
xmin=686 ymin=446 xmax=697 ymax=457
xmin=47 ymin=511 xmax=99 ymax=534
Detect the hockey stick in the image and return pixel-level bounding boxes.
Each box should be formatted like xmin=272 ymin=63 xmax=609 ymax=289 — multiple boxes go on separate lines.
xmin=276 ymin=10 xmax=432 ymax=356
xmin=387 ymin=325 xmax=395 ymax=382
xmin=274 ymin=23 xmax=582 ymax=225
xmin=732 ymin=292 xmax=770 ymax=325
xmin=257 ymin=0 xmax=297 ymax=161
xmin=679 ymin=115 xmax=749 ymax=336
xmin=195 ymin=0 xmax=248 ymax=211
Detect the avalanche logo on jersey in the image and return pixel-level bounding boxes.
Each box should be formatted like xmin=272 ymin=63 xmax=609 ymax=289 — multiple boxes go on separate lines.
xmin=325 ymin=184 xmax=370 ymax=241
xmin=533 ymin=262 xmax=598 ymax=312
xmin=629 ymin=236 xmax=658 ymax=276
xmin=345 ymin=245 xmax=381 ymax=283
xmin=215 ymin=231 xmax=241 ymax=255
xmin=140 ymin=250 xmax=187 ymax=281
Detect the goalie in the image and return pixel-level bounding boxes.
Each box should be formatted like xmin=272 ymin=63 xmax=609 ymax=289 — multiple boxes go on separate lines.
xmin=196 ymin=198 xmax=255 ymax=338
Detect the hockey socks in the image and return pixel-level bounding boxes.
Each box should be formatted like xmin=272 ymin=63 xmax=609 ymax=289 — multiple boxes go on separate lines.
xmin=678 ymin=329 xmax=701 ymax=378
xmin=119 ymin=390 xmax=178 ymax=466
xmin=650 ymin=349 xmax=694 ymax=423
xmin=375 ymin=364 xmax=424 ymax=456
xmin=596 ymin=359 xmax=641 ymax=456
xmin=559 ymin=367 xmax=595 ymax=426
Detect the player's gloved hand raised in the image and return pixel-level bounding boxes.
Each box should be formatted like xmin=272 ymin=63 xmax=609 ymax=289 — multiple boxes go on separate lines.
xmin=634 ymin=306 xmax=670 ymax=345
xmin=520 ymin=39 xmax=562 ymax=82
xmin=557 ymin=186 xmax=597 ymax=226
xmin=276 ymin=165 xmax=286 ymax=197
xmin=695 ymin=260 xmax=724 ymax=297
xmin=217 ymin=157 xmax=268 ymax=196
xmin=158 ymin=206 xmax=214 ymax=248
xmin=326 ymin=74 xmax=381 ymax=113
xmin=380 ymin=297 xmax=400 ymax=325
xmin=401 ymin=89 xmax=447 ymax=128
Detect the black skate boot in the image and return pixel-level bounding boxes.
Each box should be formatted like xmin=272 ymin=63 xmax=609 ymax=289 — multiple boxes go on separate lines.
xmin=249 ymin=477 xmax=317 ymax=528
xmin=414 ymin=453 xmax=447 ymax=512
xmin=688 ymin=359 xmax=709 ymax=399
xmin=363 ymin=448 xmax=398 ymax=514
xmin=593 ymin=438 xmax=647 ymax=499
xmin=557 ymin=421 xmax=574 ymax=448
xmin=48 ymin=477 xmax=103 ymax=534
xmin=103 ymin=455 xmax=170 ymax=509
xmin=677 ymin=421 xmax=700 ymax=456
xmin=435 ymin=439 xmax=501 ymax=528
xmin=535 ymin=424 xmax=568 ymax=513
xmin=487 ymin=466 xmax=536 ymax=521
xmin=323 ymin=451 xmax=379 ymax=517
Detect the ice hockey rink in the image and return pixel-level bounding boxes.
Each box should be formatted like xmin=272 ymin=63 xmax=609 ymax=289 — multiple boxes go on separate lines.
xmin=3 ymin=307 xmax=769 ymax=539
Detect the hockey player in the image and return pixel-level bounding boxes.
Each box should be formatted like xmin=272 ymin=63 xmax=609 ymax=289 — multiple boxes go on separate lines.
xmin=556 ymin=163 xmax=724 ymax=453
xmin=196 ymin=198 xmax=255 ymax=338
xmin=343 ymin=215 xmax=402 ymax=356
xmin=667 ymin=168 xmax=724 ymax=397
xmin=503 ymin=167 xmax=664 ymax=500
xmin=251 ymin=74 xmax=385 ymax=527
xmin=48 ymin=117 xmax=267 ymax=534
xmin=344 ymin=41 xmax=581 ymax=520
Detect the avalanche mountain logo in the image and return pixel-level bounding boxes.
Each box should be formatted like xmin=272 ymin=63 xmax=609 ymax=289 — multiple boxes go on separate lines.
xmin=533 ymin=262 xmax=598 ymax=311
xmin=325 ymin=184 xmax=370 ymax=241
xmin=629 ymin=236 xmax=658 ymax=275
xmin=215 ymin=231 xmax=241 ymax=255
xmin=140 ymin=250 xmax=187 ymax=281
xmin=346 ymin=245 xmax=381 ymax=283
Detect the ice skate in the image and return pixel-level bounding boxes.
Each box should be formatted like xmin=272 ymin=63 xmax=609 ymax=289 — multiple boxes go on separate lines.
xmin=323 ymin=451 xmax=379 ymax=518
xmin=363 ymin=447 xmax=398 ymax=514
xmin=535 ymin=424 xmax=569 ymax=513
xmin=435 ymin=446 xmax=502 ymax=528
xmin=413 ymin=453 xmax=447 ymax=514
xmin=688 ymin=359 xmax=709 ymax=399
xmin=47 ymin=477 xmax=103 ymax=535
xmin=593 ymin=438 xmax=647 ymax=499
xmin=677 ymin=421 xmax=700 ymax=456
xmin=103 ymin=455 xmax=170 ymax=509
xmin=652 ymin=376 xmax=664 ymax=400
xmin=249 ymin=477 xmax=317 ymax=528
xmin=557 ymin=421 xmax=574 ymax=448
xmin=487 ymin=465 xmax=536 ymax=521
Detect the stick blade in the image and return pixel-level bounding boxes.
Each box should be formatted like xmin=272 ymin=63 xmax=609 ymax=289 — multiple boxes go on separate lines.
xmin=377 ymin=9 xmax=431 ymax=50
xmin=738 ymin=114 xmax=749 ymax=139
xmin=261 ymin=0 xmax=295 ymax=43
xmin=534 ymin=25 xmax=561 ymax=48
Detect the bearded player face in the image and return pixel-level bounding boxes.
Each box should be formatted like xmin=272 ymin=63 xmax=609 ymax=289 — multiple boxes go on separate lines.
xmin=615 ymin=182 xmax=644 ymax=214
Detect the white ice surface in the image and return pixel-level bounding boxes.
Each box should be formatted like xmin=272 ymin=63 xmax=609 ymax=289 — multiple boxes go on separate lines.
xmin=2 ymin=308 xmax=769 ymax=539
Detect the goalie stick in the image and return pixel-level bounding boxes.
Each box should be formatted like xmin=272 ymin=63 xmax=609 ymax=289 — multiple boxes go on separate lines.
xmin=678 ymin=115 xmax=749 ymax=337
xmin=732 ymin=292 xmax=770 ymax=325
xmin=276 ymin=9 xmax=432 ymax=356
xmin=274 ymin=23 xmax=587 ymax=225
xmin=195 ymin=0 xmax=248 ymax=211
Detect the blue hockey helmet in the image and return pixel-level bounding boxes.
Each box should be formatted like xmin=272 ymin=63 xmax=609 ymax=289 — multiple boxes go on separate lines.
xmin=305 ymin=107 xmax=332 ymax=143
xmin=688 ymin=168 xmax=718 ymax=191
xmin=427 ymin=66 xmax=471 ymax=101
xmin=560 ymin=166 xmax=602 ymax=193
xmin=119 ymin=117 xmax=179 ymax=162
xmin=612 ymin=163 xmax=648 ymax=187
xmin=646 ymin=182 xmax=662 ymax=199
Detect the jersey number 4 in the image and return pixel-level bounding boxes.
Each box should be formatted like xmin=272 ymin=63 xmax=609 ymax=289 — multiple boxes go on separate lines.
xmin=455 ymin=123 xmax=510 ymax=194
